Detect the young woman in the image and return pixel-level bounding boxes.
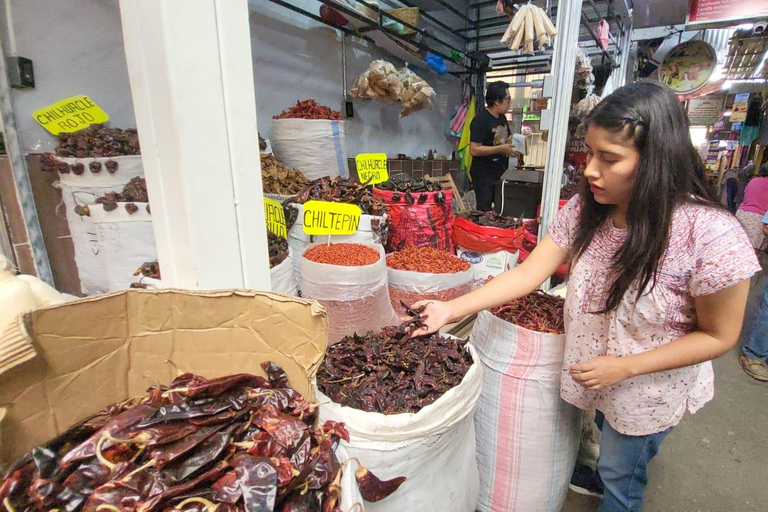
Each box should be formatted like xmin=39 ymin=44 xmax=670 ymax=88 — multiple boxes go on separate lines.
xmin=411 ymin=81 xmax=760 ymax=512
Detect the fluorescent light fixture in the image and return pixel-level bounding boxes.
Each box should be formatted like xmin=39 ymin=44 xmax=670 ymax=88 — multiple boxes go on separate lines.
xmin=737 ymin=23 xmax=755 ymax=30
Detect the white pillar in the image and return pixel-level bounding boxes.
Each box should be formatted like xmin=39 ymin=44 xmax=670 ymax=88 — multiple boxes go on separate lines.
xmin=119 ymin=0 xmax=271 ymax=290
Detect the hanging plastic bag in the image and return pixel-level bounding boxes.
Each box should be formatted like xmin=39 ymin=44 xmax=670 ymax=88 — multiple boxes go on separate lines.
xmin=300 ymin=242 xmax=399 ymax=344
xmin=387 ymin=261 xmax=474 ymax=316
xmin=373 ymin=187 xmax=454 ymax=252
xmin=270 ymin=248 xmax=298 ymax=296
xmin=471 ymin=310 xmax=580 ymax=512
xmin=452 ymin=216 xmax=525 ymax=253
xmin=316 ymin=342 xmax=482 ymax=512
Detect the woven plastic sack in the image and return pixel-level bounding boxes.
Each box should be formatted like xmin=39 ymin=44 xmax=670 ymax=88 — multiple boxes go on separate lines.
xmin=457 ymin=247 xmax=519 ymax=287
xmin=471 ymin=310 xmax=580 ymax=512
xmin=270 ymin=248 xmax=298 ymax=296
xmin=316 ymin=342 xmax=482 ymax=512
xmin=300 ymin=243 xmax=399 ymax=345
xmin=373 ymin=187 xmax=454 ymax=252
xmin=387 ymin=258 xmax=473 ymax=316
xmin=271 ymin=119 xmax=347 ymax=180
xmin=453 ymin=216 xmax=524 ymax=253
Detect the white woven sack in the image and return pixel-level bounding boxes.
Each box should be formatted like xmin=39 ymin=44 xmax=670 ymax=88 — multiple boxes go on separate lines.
xmin=471 ymin=310 xmax=580 ymax=512
xmin=316 ymin=342 xmax=482 ymax=512
xmin=90 ymin=202 xmax=157 ymax=292
xmin=337 ymin=444 xmax=365 ymax=511
xmin=55 ymin=156 xmax=144 ymax=295
xmin=271 ymin=119 xmax=347 ymax=180
xmin=270 ymin=248 xmax=298 ymax=296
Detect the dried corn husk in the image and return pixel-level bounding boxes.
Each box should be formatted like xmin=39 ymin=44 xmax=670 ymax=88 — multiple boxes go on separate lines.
xmin=501 ymin=4 xmax=556 ymax=53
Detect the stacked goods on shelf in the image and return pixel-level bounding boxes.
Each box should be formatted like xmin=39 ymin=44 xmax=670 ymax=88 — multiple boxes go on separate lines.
xmin=39 ymin=125 xmax=144 ymax=295
xmin=386 ymin=246 xmax=473 ymax=316
xmin=316 ymin=308 xmax=482 ymax=512
xmin=500 ymin=3 xmax=557 ymax=55
xmin=454 ymin=211 xmax=525 ymax=286
xmin=373 ymin=175 xmax=453 ymax=252
xmin=0 ymin=290 xmax=389 ymax=511
xmin=289 ymin=177 xmax=388 ymax=284
xmin=300 ymin=242 xmax=399 ymax=345
xmin=351 ymin=60 xmax=436 ymax=117
xmin=472 ymin=291 xmax=579 ymax=512
xmin=268 ymin=231 xmax=298 ymax=296
xmin=271 ymin=99 xmax=348 ymax=180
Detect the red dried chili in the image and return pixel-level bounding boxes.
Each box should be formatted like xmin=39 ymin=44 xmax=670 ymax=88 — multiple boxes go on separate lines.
xmin=387 ymin=247 xmax=470 ymax=273
xmin=273 ymin=99 xmax=343 ymax=120
xmin=490 ymin=290 xmax=565 ymax=334
xmin=304 ymin=243 xmax=380 ymax=266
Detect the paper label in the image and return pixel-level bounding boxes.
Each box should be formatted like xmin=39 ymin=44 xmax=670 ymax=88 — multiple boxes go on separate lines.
xmin=264 ymin=198 xmax=287 ymax=238
xmin=33 ymin=95 xmax=109 ymax=135
xmin=355 ymin=153 xmax=388 ymax=185
xmin=302 ymin=200 xmax=361 ymax=235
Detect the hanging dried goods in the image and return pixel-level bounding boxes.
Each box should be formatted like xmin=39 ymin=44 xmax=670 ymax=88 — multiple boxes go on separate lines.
xmin=261 ymin=154 xmax=309 ymax=195
xmin=317 ymin=308 xmax=473 ymax=414
xmin=268 ymin=231 xmax=290 ymax=269
xmin=274 ymin=99 xmax=343 ymax=120
xmin=0 ymin=362 xmax=404 ymax=510
xmin=304 ymin=243 xmax=380 ymax=267
xmin=77 ymin=177 xmax=149 ymax=216
xmin=490 ymin=290 xmax=565 ymax=334
xmin=387 ymin=246 xmax=469 ymax=274
xmin=350 ymin=61 xmax=436 ymax=117
xmin=295 ymin=176 xmax=387 ymax=216
xmin=500 ymin=4 xmax=557 ymax=55
xmin=457 ymin=210 xmax=523 ymax=230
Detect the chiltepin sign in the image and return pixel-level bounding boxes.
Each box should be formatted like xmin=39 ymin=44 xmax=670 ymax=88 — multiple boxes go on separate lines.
xmin=33 ymin=95 xmax=109 ymax=135
xmin=355 ymin=153 xmax=388 ymax=185
xmin=302 ymin=200 xmax=362 ymax=235
xmin=263 ymin=198 xmax=287 ymax=238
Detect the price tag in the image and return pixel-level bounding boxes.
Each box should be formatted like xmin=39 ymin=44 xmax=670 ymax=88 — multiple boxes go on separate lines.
xmin=355 ymin=153 xmax=388 ymax=185
xmin=33 ymin=95 xmax=109 ymax=135
xmin=302 ymin=200 xmax=362 ymax=235
xmin=263 ymin=198 xmax=287 ymax=238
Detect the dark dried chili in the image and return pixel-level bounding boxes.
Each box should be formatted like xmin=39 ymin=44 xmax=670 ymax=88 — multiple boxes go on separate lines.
xmin=490 ymin=290 xmax=565 ymax=334
xmin=295 ymin=176 xmax=387 ymax=216
xmin=458 ymin=210 xmax=524 ymax=229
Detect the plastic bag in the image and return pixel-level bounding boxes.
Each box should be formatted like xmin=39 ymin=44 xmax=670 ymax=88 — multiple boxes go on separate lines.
xmin=471 ymin=310 xmax=580 ymax=512
xmin=387 ymin=260 xmax=474 ymax=316
xmin=316 ymin=342 xmax=482 ymax=512
xmin=270 ymin=248 xmax=298 ymax=296
xmin=300 ymin=242 xmax=399 ymax=345
xmin=452 ymin=216 xmax=524 ymax=253
xmin=271 ymin=119 xmax=347 ymax=180
xmin=373 ymin=187 xmax=454 ymax=252
xmin=398 ymin=67 xmax=436 ymax=117
xmin=457 ymin=247 xmax=519 ymax=287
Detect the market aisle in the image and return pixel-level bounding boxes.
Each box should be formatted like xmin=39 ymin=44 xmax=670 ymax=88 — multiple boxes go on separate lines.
xmin=562 ymin=274 xmax=768 ymax=512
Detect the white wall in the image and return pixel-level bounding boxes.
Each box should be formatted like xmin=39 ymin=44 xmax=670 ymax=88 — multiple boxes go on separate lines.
xmin=248 ymin=0 xmax=465 ymax=158
xmin=4 ymin=0 xmax=136 ymax=154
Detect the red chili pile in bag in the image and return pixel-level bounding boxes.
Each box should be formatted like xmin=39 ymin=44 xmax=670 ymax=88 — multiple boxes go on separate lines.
xmin=273 ymin=99 xmax=343 ymax=120
xmin=304 ymin=243 xmax=380 ymax=266
xmin=490 ymin=290 xmax=565 ymax=334
xmin=387 ymin=247 xmax=469 ymax=273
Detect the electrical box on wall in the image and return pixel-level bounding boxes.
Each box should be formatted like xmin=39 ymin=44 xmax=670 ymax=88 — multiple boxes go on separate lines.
xmin=8 ymin=56 xmax=34 ymax=88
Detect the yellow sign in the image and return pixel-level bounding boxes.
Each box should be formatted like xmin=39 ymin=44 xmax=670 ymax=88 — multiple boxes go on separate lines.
xmin=355 ymin=153 xmax=389 ymax=185
xmin=302 ymin=200 xmax=362 ymax=235
xmin=264 ymin=198 xmax=287 ymax=238
xmin=33 ymin=95 xmax=109 ymax=135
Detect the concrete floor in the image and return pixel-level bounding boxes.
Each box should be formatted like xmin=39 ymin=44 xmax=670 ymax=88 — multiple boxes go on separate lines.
xmin=562 ymin=275 xmax=768 ymax=512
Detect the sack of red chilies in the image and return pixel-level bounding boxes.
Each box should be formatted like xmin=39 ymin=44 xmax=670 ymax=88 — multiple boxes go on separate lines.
xmin=452 ymin=216 xmax=524 ymax=253
xmin=373 ymin=187 xmax=454 ymax=253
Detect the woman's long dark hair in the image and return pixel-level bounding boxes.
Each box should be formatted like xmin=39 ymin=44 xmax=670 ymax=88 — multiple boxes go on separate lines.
xmin=573 ymin=80 xmax=718 ymax=313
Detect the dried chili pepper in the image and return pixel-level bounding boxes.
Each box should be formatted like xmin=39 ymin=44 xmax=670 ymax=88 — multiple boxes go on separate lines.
xmin=294 ymin=176 xmax=387 ymax=216
xmin=387 ymin=246 xmax=469 ymax=273
xmin=349 ymin=458 xmax=407 ymax=502
xmin=458 ymin=210 xmax=524 ymax=229
xmin=490 ymin=290 xmax=565 ymax=334
xmin=89 ymin=161 xmax=102 ymax=173
xmin=105 ymin=159 xmax=119 ymax=174
xmin=303 ymin=243 xmax=380 ymax=267
xmin=54 ymin=125 xmax=141 ymax=158
xmin=72 ymin=162 xmax=85 ymax=175
xmin=273 ymin=99 xmax=343 ymax=120
xmin=125 ymin=203 xmax=139 ymax=214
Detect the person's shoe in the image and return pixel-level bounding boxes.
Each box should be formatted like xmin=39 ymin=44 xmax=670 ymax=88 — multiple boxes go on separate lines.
xmin=569 ymin=462 xmax=603 ymax=498
xmin=739 ymin=353 xmax=768 ymax=382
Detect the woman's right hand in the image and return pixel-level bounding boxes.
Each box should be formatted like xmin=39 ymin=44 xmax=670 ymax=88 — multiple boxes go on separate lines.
xmin=402 ymin=300 xmax=454 ymax=337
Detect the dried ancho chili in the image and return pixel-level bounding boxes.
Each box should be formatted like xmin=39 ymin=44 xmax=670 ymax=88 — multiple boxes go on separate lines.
xmin=376 ymin=175 xmax=443 ymax=193
xmin=0 ymin=362 xmax=403 ymax=511
xmin=295 ymin=177 xmax=387 ymax=216
xmin=273 ymin=99 xmax=343 ymax=121
xmin=317 ymin=319 xmax=474 ymax=414
xmin=268 ymin=232 xmax=290 ymax=268
xmin=457 ymin=210 xmax=523 ymax=230
xmin=56 ymin=124 xmax=140 ymax=158
xmin=387 ymin=246 xmax=469 ymax=274
xmin=88 ymin=177 xmax=149 ymax=215
xmin=304 ymin=243 xmax=380 ymax=267
xmin=490 ymin=290 xmax=565 ymax=334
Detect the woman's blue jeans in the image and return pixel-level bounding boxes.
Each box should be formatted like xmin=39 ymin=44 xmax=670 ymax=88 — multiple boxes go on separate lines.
xmin=743 ymin=283 xmax=768 ymax=361
xmin=597 ymin=420 xmax=673 ymax=512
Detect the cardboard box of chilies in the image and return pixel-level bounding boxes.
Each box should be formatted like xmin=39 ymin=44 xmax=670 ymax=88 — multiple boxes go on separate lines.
xmin=0 ymin=288 xmax=329 ymax=465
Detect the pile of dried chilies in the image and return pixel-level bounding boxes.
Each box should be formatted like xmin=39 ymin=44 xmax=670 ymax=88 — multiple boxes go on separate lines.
xmin=74 ymin=177 xmax=150 ymax=217
xmin=457 ymin=211 xmax=523 ymax=230
xmin=295 ymin=177 xmax=387 ymax=216
xmin=0 ymin=362 xmax=405 ymax=511
xmin=490 ymin=290 xmax=565 ymax=334
xmin=304 ymin=243 xmax=380 ymax=267
xmin=317 ymin=306 xmax=474 ymax=414
xmin=52 ymin=124 xmax=141 ymax=158
xmin=273 ymin=100 xmax=343 ymax=121
xmin=261 ymin=155 xmax=308 ymax=196
xmin=387 ymin=247 xmax=469 ymax=274
xmin=268 ymin=232 xmax=290 ymax=268
xmin=375 ymin=176 xmax=446 ymax=205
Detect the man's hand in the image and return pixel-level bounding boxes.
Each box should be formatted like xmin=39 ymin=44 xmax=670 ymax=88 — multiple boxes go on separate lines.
xmin=569 ymin=356 xmax=634 ymax=390
xmin=498 ymin=144 xmax=515 ymax=157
